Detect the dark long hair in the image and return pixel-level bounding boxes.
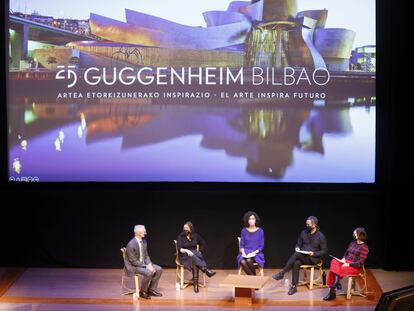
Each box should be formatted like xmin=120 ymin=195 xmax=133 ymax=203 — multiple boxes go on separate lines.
xmin=184 ymin=221 xmax=195 ymax=239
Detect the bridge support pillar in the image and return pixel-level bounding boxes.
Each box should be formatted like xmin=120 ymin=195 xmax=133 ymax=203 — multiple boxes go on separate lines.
xmin=10 ymin=24 xmax=29 ymax=69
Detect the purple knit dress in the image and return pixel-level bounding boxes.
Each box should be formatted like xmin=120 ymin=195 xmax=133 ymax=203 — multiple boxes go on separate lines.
xmin=237 ymin=227 xmax=265 ymax=267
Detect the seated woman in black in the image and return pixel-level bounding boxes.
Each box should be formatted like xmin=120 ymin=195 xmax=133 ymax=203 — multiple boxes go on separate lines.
xmin=177 ymin=221 xmax=216 ymax=293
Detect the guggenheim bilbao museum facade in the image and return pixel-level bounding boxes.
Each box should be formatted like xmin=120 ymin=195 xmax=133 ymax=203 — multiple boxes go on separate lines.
xmin=69 ymin=0 xmax=356 ymax=71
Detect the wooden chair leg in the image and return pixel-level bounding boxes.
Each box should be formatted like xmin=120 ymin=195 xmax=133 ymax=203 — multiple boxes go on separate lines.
xmin=176 ymin=266 xmax=180 ymax=288
xmin=180 ymin=266 xmax=185 ymax=289
xmin=238 ymin=266 xmax=242 ymax=275
xmin=318 ymin=267 xmax=324 ymax=286
xmin=120 ymin=274 xmax=125 ymax=295
xmin=201 ymin=272 xmax=206 ymax=287
xmin=132 ymin=275 xmax=140 ymax=300
xmin=309 ymin=267 xmax=315 ymax=290
xmin=363 ymin=275 xmax=368 ymax=296
xmin=301 ymin=268 xmax=308 ymax=286
xmin=134 ymin=275 xmax=139 ymax=293
xmin=298 ymin=264 xmax=325 ymax=290
xmin=176 ymin=267 xmax=179 ymax=284
xmin=347 ymin=276 xmax=353 ymax=299
xmin=352 ymin=275 xmax=368 ymax=297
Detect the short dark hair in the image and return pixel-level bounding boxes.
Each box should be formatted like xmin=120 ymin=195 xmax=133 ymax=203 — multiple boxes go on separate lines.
xmin=355 ymin=227 xmax=368 ymax=242
xmin=307 ymin=216 xmax=319 ymax=226
xmin=243 ymin=211 xmax=261 ymax=227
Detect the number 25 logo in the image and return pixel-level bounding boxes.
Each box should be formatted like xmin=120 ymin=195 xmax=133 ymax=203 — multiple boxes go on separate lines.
xmin=56 ymin=65 xmax=78 ymax=88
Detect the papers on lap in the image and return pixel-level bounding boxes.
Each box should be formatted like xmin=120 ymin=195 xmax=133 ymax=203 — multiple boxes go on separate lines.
xmin=295 ymin=249 xmax=312 ymax=255
xmin=329 ymin=254 xmax=346 ymax=263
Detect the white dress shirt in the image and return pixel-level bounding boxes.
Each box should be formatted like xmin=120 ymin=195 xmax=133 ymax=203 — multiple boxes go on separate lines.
xmin=135 ymin=237 xmax=144 ymax=263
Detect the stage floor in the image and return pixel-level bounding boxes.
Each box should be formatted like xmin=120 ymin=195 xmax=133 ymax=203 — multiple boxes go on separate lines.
xmin=1 ymin=268 xmax=413 ymax=311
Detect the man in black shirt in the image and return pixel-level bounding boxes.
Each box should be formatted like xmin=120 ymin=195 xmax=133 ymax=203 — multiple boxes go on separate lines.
xmin=272 ymin=216 xmax=328 ymax=295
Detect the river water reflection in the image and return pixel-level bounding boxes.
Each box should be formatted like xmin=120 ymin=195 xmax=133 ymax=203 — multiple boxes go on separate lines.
xmin=8 ymin=98 xmax=375 ymax=182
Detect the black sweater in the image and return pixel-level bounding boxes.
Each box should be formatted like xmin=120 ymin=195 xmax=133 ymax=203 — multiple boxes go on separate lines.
xmin=295 ymin=229 xmax=328 ymax=258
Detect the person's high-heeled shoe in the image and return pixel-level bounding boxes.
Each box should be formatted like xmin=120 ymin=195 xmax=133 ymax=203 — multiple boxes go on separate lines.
xmin=200 ymin=266 xmax=216 ymax=278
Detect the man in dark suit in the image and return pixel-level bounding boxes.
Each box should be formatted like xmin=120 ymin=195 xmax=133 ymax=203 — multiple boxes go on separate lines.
xmin=125 ymin=224 xmax=163 ymax=299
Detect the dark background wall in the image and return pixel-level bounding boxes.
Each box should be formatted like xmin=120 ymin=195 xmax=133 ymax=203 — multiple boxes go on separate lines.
xmin=0 ymin=184 xmax=410 ymax=271
xmin=0 ymin=0 xmax=411 ymax=271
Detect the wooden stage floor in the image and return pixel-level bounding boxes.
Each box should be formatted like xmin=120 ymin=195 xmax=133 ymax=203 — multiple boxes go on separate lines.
xmin=1 ymin=267 xmax=413 ymax=311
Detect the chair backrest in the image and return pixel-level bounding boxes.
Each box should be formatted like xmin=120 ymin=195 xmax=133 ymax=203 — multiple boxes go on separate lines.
xmin=237 ymin=237 xmax=241 ymax=251
xmin=120 ymin=247 xmax=126 ymax=260
xmin=120 ymin=247 xmax=129 ymax=271
xmin=173 ymin=240 xmax=182 ymax=266
xmin=173 ymin=240 xmax=179 ymax=255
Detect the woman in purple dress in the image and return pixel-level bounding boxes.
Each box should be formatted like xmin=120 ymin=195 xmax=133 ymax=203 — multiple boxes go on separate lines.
xmin=237 ymin=211 xmax=265 ymax=275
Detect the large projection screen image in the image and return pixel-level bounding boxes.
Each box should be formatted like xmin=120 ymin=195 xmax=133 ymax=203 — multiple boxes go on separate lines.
xmin=7 ymin=0 xmax=376 ymax=182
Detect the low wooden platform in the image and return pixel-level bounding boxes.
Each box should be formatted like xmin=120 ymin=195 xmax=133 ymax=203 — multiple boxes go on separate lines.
xmin=0 ymin=267 xmax=393 ymax=310
xmin=220 ymin=274 xmax=270 ymax=304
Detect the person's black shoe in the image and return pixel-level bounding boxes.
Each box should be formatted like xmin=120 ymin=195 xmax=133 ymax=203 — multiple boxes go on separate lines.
xmin=272 ymin=271 xmax=284 ymax=281
xmin=139 ymin=291 xmax=151 ymax=299
xmin=200 ymin=267 xmax=216 ymax=278
xmin=323 ymin=290 xmax=336 ymax=301
xmin=288 ymin=285 xmax=297 ymax=295
xmin=193 ymin=266 xmax=200 ymax=293
xmin=205 ymin=269 xmax=216 ymax=278
xmin=148 ymin=289 xmax=163 ymax=297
